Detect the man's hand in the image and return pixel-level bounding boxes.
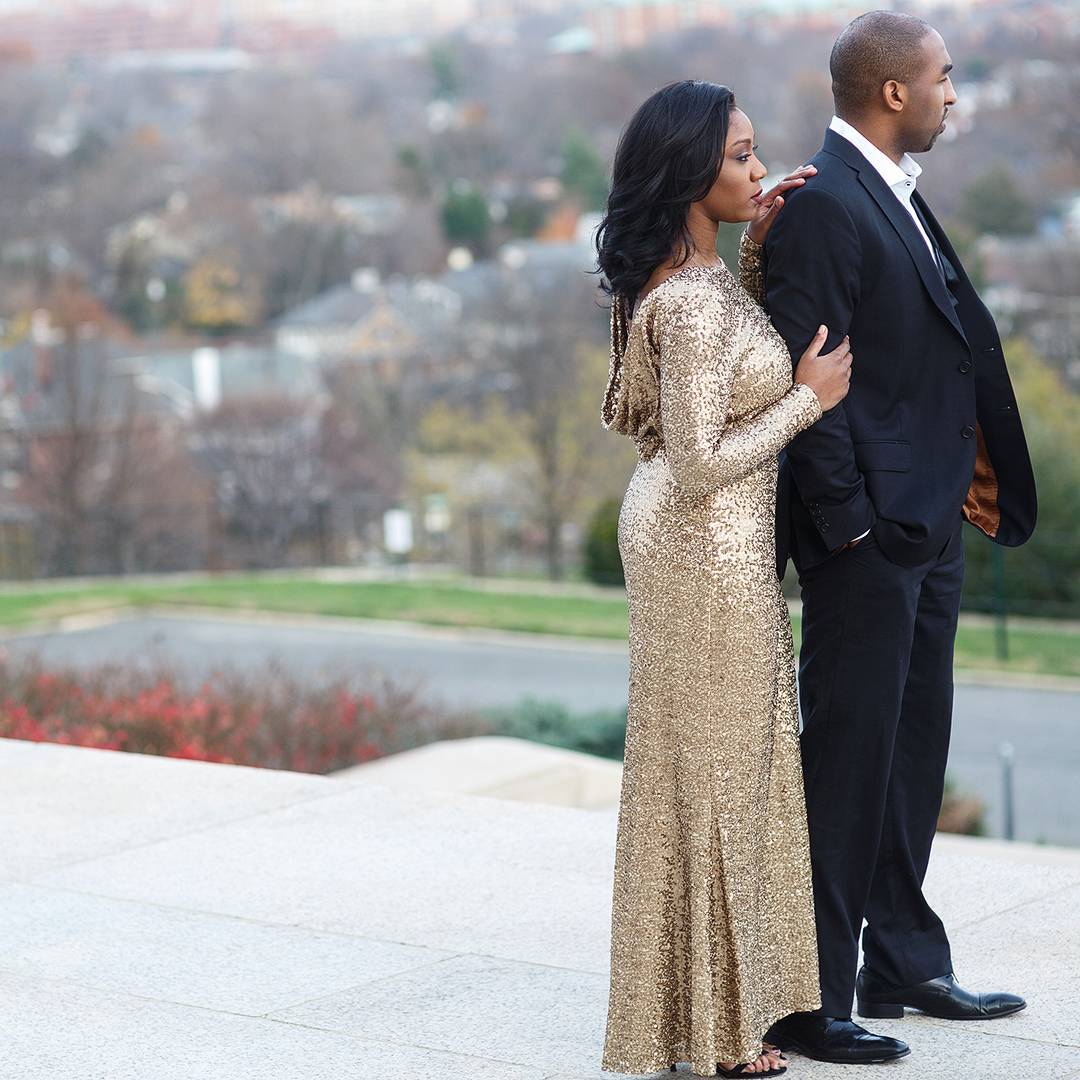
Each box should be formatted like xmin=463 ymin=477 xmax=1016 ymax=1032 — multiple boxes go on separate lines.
xmin=839 ymin=530 xmax=870 ymax=551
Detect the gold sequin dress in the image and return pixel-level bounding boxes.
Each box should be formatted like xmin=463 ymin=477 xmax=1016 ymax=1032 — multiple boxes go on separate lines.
xmin=600 ymin=232 xmax=823 ymax=1076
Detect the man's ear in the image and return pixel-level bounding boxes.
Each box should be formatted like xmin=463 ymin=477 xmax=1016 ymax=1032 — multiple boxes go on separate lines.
xmin=882 ymin=79 xmax=907 ymax=113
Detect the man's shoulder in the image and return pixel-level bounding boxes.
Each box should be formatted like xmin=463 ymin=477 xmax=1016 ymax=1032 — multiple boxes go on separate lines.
xmin=788 ymin=149 xmax=858 ymax=200
xmin=771 ymin=175 xmax=853 ymax=227
xmin=764 ymin=157 xmax=866 ymax=262
xmin=771 ymin=152 xmax=866 ymax=231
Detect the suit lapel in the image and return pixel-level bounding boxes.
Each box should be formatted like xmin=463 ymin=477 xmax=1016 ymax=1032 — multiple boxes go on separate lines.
xmin=856 ymin=168 xmax=967 ymax=340
xmin=822 ymin=131 xmax=967 ymax=342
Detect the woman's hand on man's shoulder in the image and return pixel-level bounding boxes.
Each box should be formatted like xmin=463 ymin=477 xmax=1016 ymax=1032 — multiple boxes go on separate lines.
xmin=746 ymin=164 xmax=817 ymax=245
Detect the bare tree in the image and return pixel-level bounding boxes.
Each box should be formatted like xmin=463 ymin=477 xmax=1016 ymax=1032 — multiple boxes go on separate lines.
xmin=484 ymin=259 xmax=610 ymax=579
xmin=193 ymin=393 xmax=328 ymax=568
xmin=20 ymin=280 xmax=116 ymax=574
xmin=17 ymin=276 xmax=198 ymax=574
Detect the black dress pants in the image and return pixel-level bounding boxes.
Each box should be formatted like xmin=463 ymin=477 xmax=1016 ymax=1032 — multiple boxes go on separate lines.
xmin=796 ymin=519 xmax=964 ymax=1017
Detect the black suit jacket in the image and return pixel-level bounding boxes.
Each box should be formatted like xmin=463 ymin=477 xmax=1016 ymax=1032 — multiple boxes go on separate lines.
xmin=765 ymin=128 xmax=1037 ymax=574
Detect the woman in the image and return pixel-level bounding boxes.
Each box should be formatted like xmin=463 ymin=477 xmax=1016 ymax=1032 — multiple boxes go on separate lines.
xmin=596 ymin=80 xmax=851 ymax=1077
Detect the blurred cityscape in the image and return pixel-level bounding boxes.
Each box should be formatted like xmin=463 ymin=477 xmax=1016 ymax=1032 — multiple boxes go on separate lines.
xmin=0 ymin=0 xmax=1076 ymax=619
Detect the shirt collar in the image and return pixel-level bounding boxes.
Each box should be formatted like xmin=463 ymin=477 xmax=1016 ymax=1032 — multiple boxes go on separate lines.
xmin=829 ymin=115 xmax=922 ymax=194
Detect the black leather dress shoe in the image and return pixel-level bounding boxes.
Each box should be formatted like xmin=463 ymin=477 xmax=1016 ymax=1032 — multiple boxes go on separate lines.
xmin=763 ymin=1013 xmax=909 ymax=1064
xmin=856 ymin=967 xmax=1027 ymax=1021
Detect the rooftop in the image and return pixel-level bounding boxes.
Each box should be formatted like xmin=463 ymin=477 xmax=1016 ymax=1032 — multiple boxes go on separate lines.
xmin=1 ymin=734 xmax=1077 ymax=1079
xmin=275 ymin=237 xmax=598 ymax=334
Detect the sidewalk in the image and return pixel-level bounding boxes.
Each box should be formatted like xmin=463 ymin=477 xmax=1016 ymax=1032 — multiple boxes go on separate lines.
xmin=1 ymin=736 xmax=1077 ymax=1079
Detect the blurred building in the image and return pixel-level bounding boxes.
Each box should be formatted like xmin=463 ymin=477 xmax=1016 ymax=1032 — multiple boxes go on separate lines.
xmin=274 ymin=234 xmax=598 ymax=402
xmin=227 ymin=0 xmax=479 ymax=38
xmin=0 ymin=3 xmax=222 ymax=63
xmin=0 ymin=0 xmax=333 ymax=63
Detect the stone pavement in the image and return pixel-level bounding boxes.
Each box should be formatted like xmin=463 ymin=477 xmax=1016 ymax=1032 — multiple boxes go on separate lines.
xmin=0 ymin=736 xmax=1077 ymax=1080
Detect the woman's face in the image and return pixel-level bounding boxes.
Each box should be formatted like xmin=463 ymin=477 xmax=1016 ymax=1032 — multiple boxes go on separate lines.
xmin=698 ymin=107 xmax=769 ymax=224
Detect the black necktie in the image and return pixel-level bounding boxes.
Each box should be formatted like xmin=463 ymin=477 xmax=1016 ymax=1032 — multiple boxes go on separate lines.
xmin=911 ymin=198 xmax=959 ymax=292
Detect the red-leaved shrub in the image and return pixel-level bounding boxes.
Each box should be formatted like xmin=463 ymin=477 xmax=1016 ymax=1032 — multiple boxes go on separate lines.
xmin=0 ymin=650 xmax=485 ymax=773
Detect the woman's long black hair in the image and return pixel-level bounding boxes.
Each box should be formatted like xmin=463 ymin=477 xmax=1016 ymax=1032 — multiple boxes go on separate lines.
xmin=595 ymin=80 xmax=736 ymax=309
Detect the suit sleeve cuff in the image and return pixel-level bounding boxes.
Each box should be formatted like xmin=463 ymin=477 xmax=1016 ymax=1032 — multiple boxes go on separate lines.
xmin=803 ymin=487 xmax=875 ymax=547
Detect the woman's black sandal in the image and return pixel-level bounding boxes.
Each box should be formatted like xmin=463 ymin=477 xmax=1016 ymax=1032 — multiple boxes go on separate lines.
xmin=716 ymin=1062 xmax=787 ymax=1078
xmin=668 ymin=1053 xmax=788 ymax=1077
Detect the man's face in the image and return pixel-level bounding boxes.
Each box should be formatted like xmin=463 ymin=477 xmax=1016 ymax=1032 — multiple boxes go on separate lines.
xmin=901 ymin=29 xmax=958 ymax=153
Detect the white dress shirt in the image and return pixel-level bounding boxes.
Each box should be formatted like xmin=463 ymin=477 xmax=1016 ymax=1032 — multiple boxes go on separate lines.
xmin=826 ymin=116 xmax=937 ymax=546
xmin=828 ymin=114 xmax=936 ymax=259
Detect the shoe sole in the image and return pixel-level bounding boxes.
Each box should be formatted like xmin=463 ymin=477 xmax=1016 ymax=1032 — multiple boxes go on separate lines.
xmin=774 ymin=1040 xmax=911 ymax=1065
xmin=857 ymin=1000 xmax=1028 ymax=1022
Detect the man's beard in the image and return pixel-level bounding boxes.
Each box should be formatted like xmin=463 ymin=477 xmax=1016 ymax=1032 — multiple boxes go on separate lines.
xmin=923 ymin=112 xmax=949 ymax=152
xmin=922 ymin=122 xmax=947 ymax=152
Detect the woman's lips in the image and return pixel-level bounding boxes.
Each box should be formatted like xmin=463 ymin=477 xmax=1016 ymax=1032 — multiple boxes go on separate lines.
xmin=751 ymin=189 xmax=763 ymax=204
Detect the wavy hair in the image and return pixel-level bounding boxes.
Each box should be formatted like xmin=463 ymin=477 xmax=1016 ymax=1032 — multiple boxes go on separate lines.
xmin=594 ymin=80 xmax=736 ymax=311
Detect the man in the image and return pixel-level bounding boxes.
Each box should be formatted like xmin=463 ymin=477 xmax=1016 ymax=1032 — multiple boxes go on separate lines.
xmin=763 ymin=10 xmax=1038 ymax=1066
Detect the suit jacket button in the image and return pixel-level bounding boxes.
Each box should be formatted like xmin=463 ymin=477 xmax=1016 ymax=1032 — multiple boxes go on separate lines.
xmin=961 ymin=425 xmax=975 ymax=438
xmin=959 ymin=360 xmax=972 ymax=373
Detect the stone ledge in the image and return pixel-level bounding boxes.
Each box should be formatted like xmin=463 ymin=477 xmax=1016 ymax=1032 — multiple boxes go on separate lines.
xmin=334 ymin=734 xmax=624 ymax=809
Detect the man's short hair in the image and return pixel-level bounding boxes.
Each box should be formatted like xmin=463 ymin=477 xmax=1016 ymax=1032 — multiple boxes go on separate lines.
xmin=830 ymin=10 xmax=933 ymax=118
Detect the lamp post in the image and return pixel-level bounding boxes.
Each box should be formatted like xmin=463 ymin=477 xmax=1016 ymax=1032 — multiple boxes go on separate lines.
xmin=992 ymin=544 xmax=1009 ymax=662
xmin=999 ymin=740 xmax=1016 ymax=841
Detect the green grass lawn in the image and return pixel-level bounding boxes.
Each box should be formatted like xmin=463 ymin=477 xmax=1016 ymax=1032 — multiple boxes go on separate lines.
xmin=0 ymin=577 xmax=631 ymax=639
xmin=1 ymin=575 xmax=1077 ymax=679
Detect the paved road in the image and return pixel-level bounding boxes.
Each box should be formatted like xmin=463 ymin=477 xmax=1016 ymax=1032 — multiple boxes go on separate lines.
xmin=3 ymin=612 xmax=1078 ymax=847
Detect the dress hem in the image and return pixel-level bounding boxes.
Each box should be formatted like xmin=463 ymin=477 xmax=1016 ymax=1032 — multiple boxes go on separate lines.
xmin=600 ymin=993 xmax=823 ymax=1077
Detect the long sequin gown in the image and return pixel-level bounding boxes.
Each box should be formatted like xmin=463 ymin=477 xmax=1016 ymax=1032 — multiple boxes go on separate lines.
xmin=600 ymin=232 xmax=823 ymax=1075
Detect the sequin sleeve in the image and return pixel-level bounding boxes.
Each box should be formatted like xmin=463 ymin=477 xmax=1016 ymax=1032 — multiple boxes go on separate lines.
xmin=656 ymin=285 xmax=822 ymax=492
xmin=738 ymin=229 xmax=765 ymax=305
